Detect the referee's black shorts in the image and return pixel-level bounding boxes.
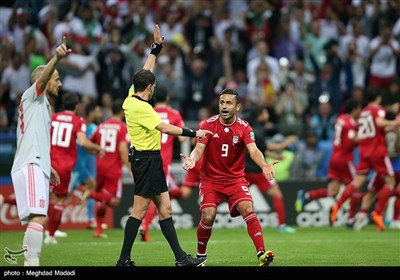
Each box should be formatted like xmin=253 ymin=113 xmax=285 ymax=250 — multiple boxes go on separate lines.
xmin=131 ymin=150 xmax=168 ymax=196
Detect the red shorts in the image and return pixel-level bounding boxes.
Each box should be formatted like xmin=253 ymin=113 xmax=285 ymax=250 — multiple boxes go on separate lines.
xmin=96 ymin=172 xmax=123 ymax=199
xmin=368 ymin=171 xmax=400 ymax=193
xmin=327 ymin=159 xmax=355 ymax=184
xmin=199 ymin=178 xmax=252 ymax=217
xmin=244 ymin=173 xmax=276 ymax=192
xmin=50 ymin=167 xmax=72 ymax=197
xmin=357 ymin=154 xmax=394 ymax=176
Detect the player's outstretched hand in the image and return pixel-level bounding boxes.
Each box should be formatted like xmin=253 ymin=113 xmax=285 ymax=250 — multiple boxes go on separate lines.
xmin=55 ymin=36 xmax=72 ymax=60
xmin=180 ymin=153 xmax=195 ymax=171
xmin=196 ymin=129 xmax=213 ymax=140
xmin=262 ymin=160 xmax=279 ymax=181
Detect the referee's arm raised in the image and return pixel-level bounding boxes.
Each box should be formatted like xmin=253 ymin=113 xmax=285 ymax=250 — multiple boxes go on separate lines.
xmin=143 ymin=24 xmax=164 ymax=72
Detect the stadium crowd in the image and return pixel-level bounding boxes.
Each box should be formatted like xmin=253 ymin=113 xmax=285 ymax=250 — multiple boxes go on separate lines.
xmin=1 ymin=0 xmax=399 ymax=182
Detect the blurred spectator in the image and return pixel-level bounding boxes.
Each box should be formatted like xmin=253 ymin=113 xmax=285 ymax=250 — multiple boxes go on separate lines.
xmin=121 ymin=1 xmax=154 ymax=44
xmin=8 ymin=6 xmax=48 ymax=53
xmin=343 ymin=40 xmax=369 ymax=97
xmin=59 ymin=48 xmax=98 ymax=99
xmin=159 ymin=7 xmax=184 ymax=44
xmin=381 ymin=80 xmax=400 ymax=111
xmin=184 ymin=57 xmax=213 ymax=120
xmin=24 ymin=35 xmax=46 ymax=73
xmin=97 ymin=44 xmax=130 ymax=100
xmin=156 ymin=61 xmax=185 ymax=112
xmin=307 ymin=41 xmax=340 ymax=114
xmin=317 ymin=6 xmax=344 ymax=41
xmin=393 ymin=17 xmax=400 ymax=41
xmin=0 ymin=51 xmax=30 ymax=127
xmin=243 ymin=0 xmax=272 ymax=43
xmin=309 ymin=100 xmax=337 ymax=141
xmin=291 ymin=129 xmax=325 ymax=180
xmin=99 ymin=92 xmax=113 ymax=121
xmin=274 ymin=80 xmax=306 ymax=136
xmin=69 ymin=3 xmax=104 ymax=54
xmin=247 ymin=40 xmax=280 ymax=89
xmin=368 ymin=21 xmax=400 ymax=89
xmin=247 ymin=60 xmax=279 ymax=108
xmin=302 ymin=19 xmax=328 ymax=73
xmin=339 ymin=20 xmax=370 ymax=62
xmin=322 ymin=39 xmax=343 ymax=113
xmin=52 ymin=1 xmax=77 ymax=47
xmin=285 ymin=59 xmax=314 ymax=111
xmin=345 ymin=2 xmax=375 ymax=39
xmin=38 ymin=2 xmax=58 ymax=48
xmin=185 ymin=11 xmax=214 ymax=59
xmin=0 ymin=106 xmax=8 ymax=130
xmin=272 ymin=15 xmax=303 ymax=63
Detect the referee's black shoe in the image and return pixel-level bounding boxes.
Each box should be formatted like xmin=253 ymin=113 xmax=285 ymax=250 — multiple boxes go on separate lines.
xmin=175 ymin=254 xmax=207 ymax=267
xmin=116 ymin=257 xmax=136 ymax=266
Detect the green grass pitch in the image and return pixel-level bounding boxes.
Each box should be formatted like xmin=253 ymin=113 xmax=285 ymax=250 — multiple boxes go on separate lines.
xmin=0 ymin=226 xmax=399 ymax=267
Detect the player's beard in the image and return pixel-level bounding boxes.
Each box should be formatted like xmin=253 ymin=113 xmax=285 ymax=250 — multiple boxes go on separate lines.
xmin=220 ymin=111 xmax=236 ymax=124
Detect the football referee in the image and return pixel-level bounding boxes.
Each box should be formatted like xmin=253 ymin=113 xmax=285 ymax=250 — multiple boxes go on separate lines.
xmin=116 ymin=24 xmax=212 ymax=267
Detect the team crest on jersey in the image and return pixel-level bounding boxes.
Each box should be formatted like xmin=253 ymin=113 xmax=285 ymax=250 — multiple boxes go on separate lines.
xmin=39 ymin=199 xmax=45 ymax=208
xmin=232 ymin=135 xmax=239 ymax=144
xmin=250 ymin=132 xmax=255 ymax=140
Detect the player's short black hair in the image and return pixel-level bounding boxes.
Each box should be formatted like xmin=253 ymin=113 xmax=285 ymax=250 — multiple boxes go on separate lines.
xmin=85 ymin=101 xmax=98 ymax=116
xmin=344 ymin=98 xmax=361 ymax=114
xmin=153 ymin=86 xmax=168 ymax=103
xmin=132 ymin=69 xmax=156 ymax=92
xmin=365 ymin=87 xmax=382 ymax=103
xmin=386 ymin=111 xmax=396 ymax=120
xmin=62 ymin=92 xmax=80 ymax=111
xmin=220 ymin=88 xmax=240 ymax=103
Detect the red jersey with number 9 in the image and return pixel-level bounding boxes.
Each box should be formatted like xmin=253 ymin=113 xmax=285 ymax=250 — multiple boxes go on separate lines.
xmin=197 ymin=115 xmax=255 ymax=183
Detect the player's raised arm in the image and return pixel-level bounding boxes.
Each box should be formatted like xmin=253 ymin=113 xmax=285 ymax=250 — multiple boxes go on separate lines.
xmin=36 ymin=36 xmax=71 ymax=92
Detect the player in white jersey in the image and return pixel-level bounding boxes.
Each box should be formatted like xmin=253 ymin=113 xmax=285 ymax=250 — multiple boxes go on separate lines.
xmin=10 ymin=37 xmax=71 ymax=266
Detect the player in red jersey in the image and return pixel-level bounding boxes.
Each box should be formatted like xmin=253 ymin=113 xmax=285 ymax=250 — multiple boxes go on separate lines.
xmin=45 ymin=93 xmax=104 ymax=244
xmin=295 ymin=99 xmax=362 ymax=223
xmin=180 ymin=88 xmax=278 ymax=267
xmin=180 ymin=108 xmax=217 ymax=200
xmin=352 ymin=108 xmax=400 ymax=231
xmin=80 ymin=99 xmax=131 ymax=238
xmin=137 ymin=86 xmax=186 ymax=241
xmin=330 ymin=87 xmax=400 ymax=231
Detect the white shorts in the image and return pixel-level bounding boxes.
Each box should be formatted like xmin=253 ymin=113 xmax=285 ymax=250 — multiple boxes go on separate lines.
xmin=11 ymin=163 xmax=49 ymax=225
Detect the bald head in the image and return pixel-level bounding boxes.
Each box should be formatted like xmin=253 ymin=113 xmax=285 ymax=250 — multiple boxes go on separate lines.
xmin=31 ymin=65 xmax=46 ymax=83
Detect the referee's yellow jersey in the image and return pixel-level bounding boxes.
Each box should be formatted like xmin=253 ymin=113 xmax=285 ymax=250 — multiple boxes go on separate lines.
xmin=122 ymin=89 xmax=162 ymax=151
